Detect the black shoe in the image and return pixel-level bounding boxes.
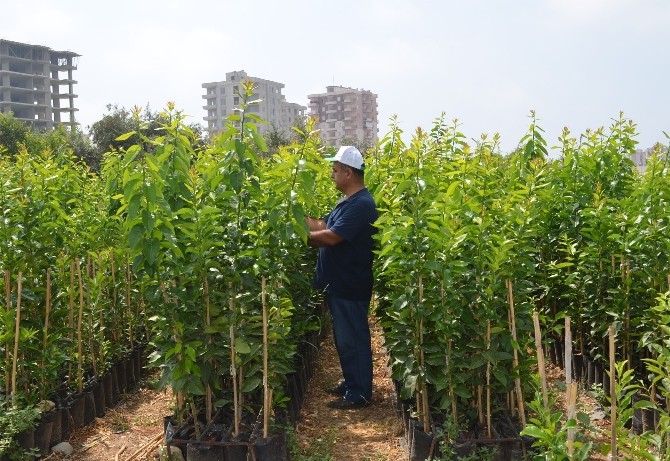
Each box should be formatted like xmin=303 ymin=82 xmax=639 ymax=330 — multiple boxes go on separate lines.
xmin=325 ymin=384 xmax=346 ymax=396
xmin=326 ymin=397 xmax=371 ymax=410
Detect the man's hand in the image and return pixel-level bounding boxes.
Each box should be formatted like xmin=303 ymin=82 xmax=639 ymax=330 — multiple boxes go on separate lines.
xmin=305 ymin=216 xmax=326 ymax=231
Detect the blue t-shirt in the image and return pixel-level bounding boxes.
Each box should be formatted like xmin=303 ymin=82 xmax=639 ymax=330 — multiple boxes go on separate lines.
xmin=314 ymin=188 xmax=378 ymax=300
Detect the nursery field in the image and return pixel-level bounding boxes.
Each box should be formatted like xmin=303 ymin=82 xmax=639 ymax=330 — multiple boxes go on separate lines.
xmin=2 ymin=82 xmax=670 ymax=461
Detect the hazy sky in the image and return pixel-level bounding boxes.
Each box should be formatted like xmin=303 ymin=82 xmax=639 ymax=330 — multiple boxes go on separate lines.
xmin=3 ymin=0 xmax=668 ymax=153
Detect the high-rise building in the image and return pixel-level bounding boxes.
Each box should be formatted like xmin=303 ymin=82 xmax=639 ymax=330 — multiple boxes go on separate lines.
xmin=202 ymin=70 xmax=305 ymax=137
xmin=0 ymin=39 xmax=80 ymax=130
xmin=631 ymin=146 xmax=669 ymax=174
xmin=308 ymin=85 xmax=378 ymax=147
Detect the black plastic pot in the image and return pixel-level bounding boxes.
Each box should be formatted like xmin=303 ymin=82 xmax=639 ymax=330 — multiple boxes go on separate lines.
xmin=252 ymin=431 xmax=289 ymax=461
xmin=186 ymin=424 xmax=226 ymax=461
xmin=49 ymin=406 xmax=64 ymax=447
xmin=133 ymin=347 xmax=143 ymax=383
xmin=125 ymin=355 xmax=136 ymax=390
xmin=631 ymin=392 xmax=644 ymax=435
xmin=409 ymin=420 xmax=435 ymax=461
xmin=83 ymin=389 xmax=97 ymax=425
xmin=115 ymin=359 xmax=128 ymax=394
xmin=70 ymin=392 xmax=86 ymax=428
xmin=111 ymin=365 xmax=121 ymax=404
xmin=572 ymin=353 xmax=584 ymax=383
xmin=15 ymin=427 xmax=34 ymax=452
xmin=92 ymin=379 xmax=106 ymax=417
xmin=223 ymin=432 xmax=249 ymax=461
xmin=103 ymin=372 xmax=114 ymax=409
xmin=33 ymin=411 xmax=55 ymax=457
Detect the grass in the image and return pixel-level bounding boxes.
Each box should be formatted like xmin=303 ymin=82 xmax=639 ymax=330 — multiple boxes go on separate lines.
xmin=287 ymin=425 xmax=339 ymax=461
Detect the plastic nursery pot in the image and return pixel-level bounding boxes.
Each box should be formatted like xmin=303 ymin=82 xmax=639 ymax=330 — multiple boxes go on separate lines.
xmin=49 ymin=406 xmax=64 ymax=447
xmin=92 ymin=380 xmax=106 ymax=417
xmin=33 ymin=410 xmax=55 ymax=457
xmin=409 ymin=419 xmax=435 ymax=461
xmin=186 ymin=424 xmax=226 ymax=461
xmin=83 ymin=389 xmax=97 ymax=426
xmin=70 ymin=393 xmax=86 ymax=428
xmin=252 ymin=431 xmax=289 ymax=461
xmin=572 ymin=353 xmax=584 ymax=383
xmin=102 ymin=372 xmax=115 ymax=409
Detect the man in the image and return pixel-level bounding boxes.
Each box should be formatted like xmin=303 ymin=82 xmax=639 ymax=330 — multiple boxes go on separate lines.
xmin=306 ymin=145 xmax=378 ymax=409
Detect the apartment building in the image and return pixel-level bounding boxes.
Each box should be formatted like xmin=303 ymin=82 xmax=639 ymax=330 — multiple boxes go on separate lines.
xmin=0 ymin=39 xmax=79 ymax=130
xmin=202 ymin=70 xmax=305 ymax=137
xmin=308 ymin=85 xmax=378 ymax=148
xmin=631 ymin=146 xmax=669 ymax=174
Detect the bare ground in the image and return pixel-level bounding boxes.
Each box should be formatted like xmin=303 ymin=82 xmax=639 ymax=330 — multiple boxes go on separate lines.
xmin=47 ymin=321 xmax=616 ymax=461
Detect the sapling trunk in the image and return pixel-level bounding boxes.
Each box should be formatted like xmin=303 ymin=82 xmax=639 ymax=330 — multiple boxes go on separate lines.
xmin=506 ymin=279 xmax=525 ymax=427
xmin=86 ymin=257 xmax=98 ymax=378
xmin=204 ymin=277 xmax=212 ymax=424
xmin=11 ymin=272 xmax=21 ymax=407
xmin=41 ymin=268 xmax=52 ymax=401
xmin=230 ymin=291 xmax=239 ymax=438
xmin=565 ymin=317 xmax=575 ymax=456
xmin=68 ymin=261 xmax=75 ymax=387
xmin=418 ymin=275 xmax=430 ymax=432
xmin=486 ymin=319 xmax=491 ymax=438
xmin=4 ymin=269 xmax=11 ymax=395
xmin=76 ymin=258 xmax=85 ymax=394
xmin=609 ymin=325 xmax=617 ymax=459
xmin=111 ymin=251 xmax=119 ymax=343
xmin=532 ymin=311 xmax=548 ymax=409
xmin=262 ymin=276 xmax=269 ymax=439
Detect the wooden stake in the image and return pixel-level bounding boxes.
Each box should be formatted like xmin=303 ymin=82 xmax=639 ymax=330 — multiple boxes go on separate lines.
xmin=262 ymin=277 xmax=269 ymax=439
xmin=532 ymin=311 xmax=548 ymax=409
xmin=486 ymin=319 xmax=492 ymax=438
xmin=506 ymin=280 xmax=526 ymax=427
xmin=609 ymin=325 xmax=618 ymax=459
xmin=204 ymin=277 xmax=212 ymax=424
xmin=11 ymin=272 xmax=22 ymax=407
xmin=418 ymin=275 xmax=430 ymax=432
xmin=4 ymin=269 xmax=11 ymax=396
xmin=76 ymin=259 xmax=85 ymax=394
xmin=68 ymin=261 xmax=75 ymax=388
xmin=229 ymin=289 xmax=239 ymax=438
xmin=565 ymin=316 xmax=575 ymax=456
xmin=567 ymin=381 xmax=578 ymax=456
xmin=41 ymin=268 xmax=53 ymax=400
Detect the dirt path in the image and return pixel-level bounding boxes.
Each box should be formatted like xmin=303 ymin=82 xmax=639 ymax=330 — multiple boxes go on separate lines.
xmin=294 ymin=317 xmax=407 ymax=460
xmin=57 ymin=316 xmax=407 ymax=460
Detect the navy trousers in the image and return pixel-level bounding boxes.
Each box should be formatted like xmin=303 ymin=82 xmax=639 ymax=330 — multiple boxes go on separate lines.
xmin=327 ymin=293 xmax=373 ymax=402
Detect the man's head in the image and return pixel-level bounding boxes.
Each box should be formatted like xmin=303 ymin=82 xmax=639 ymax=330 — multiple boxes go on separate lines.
xmin=326 ymin=146 xmax=365 ymax=193
xmin=326 ymin=146 xmax=365 ymax=172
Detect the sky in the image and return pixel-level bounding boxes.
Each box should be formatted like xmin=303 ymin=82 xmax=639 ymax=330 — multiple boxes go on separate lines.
xmin=3 ymin=0 xmax=669 ymax=154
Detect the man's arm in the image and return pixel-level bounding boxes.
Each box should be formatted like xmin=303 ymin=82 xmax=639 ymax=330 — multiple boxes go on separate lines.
xmin=308 ymin=229 xmax=344 ymax=248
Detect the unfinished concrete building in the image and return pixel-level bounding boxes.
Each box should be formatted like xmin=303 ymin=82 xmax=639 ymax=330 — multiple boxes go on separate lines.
xmin=0 ymin=39 xmax=80 ymax=130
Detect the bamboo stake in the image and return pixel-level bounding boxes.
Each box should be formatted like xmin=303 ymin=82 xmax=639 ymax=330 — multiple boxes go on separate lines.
xmin=486 ymin=319 xmax=492 ymax=438
xmin=532 ymin=311 xmax=548 ymax=409
xmin=565 ymin=317 xmax=575 ymax=456
xmin=76 ymin=259 xmax=85 ymax=394
xmin=86 ymin=258 xmax=97 ymax=379
xmin=11 ymin=272 xmax=22 ymax=407
xmin=418 ymin=275 xmax=430 ymax=433
xmin=262 ymin=277 xmax=269 ymax=439
xmin=41 ymin=268 xmax=53 ymax=400
xmin=477 ymin=385 xmax=484 ymax=425
xmin=4 ymin=269 xmax=11 ymax=396
xmin=68 ymin=261 xmax=75 ymax=387
xmin=229 ymin=288 xmax=239 ymax=438
xmin=204 ymin=277 xmax=212 ymax=424
xmin=506 ymin=279 xmax=526 ymax=427
xmin=609 ymin=325 xmax=617 ymax=459
xmin=567 ymin=381 xmax=578 ymax=456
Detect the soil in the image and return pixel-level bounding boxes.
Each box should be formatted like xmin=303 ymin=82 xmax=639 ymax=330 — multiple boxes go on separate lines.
xmin=46 ymin=319 xmax=616 ymax=461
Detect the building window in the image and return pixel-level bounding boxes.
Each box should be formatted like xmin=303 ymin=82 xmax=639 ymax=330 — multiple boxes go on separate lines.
xmin=234 ymin=97 xmax=239 ymax=105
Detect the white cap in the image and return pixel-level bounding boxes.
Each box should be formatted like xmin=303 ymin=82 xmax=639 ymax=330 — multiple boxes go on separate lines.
xmin=326 ymin=146 xmax=365 ymax=171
